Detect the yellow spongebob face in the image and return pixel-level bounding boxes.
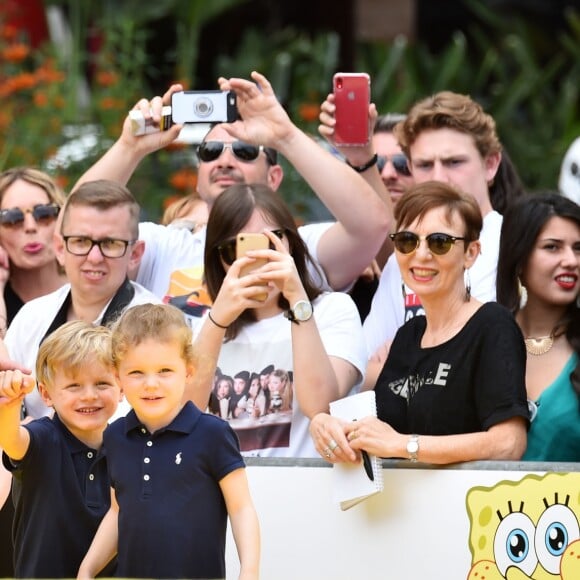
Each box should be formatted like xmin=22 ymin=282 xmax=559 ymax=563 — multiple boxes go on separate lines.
xmin=466 ymin=473 xmax=580 ymax=579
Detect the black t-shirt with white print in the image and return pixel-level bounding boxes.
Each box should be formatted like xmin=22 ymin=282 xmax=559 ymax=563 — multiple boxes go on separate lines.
xmin=375 ymin=302 xmax=529 ymax=436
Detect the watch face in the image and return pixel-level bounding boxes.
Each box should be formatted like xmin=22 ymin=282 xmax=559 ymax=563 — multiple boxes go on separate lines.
xmin=294 ymin=300 xmax=313 ymax=321
xmin=407 ymin=441 xmax=419 ymax=454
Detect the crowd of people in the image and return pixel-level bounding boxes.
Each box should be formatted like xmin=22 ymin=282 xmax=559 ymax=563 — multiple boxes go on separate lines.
xmin=0 ymin=66 xmax=578 ymax=579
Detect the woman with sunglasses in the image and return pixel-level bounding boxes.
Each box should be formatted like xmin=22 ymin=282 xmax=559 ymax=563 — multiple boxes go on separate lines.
xmin=188 ymin=183 xmax=366 ymax=458
xmin=0 ymin=167 xmax=66 ymax=579
xmin=309 ymin=181 xmax=528 ymax=465
xmin=0 ymin=168 xmax=66 ymax=332
xmin=497 ymin=193 xmax=580 ymax=461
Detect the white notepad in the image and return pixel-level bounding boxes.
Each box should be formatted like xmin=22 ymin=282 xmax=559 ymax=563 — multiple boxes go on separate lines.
xmin=329 ymin=390 xmax=384 ymax=510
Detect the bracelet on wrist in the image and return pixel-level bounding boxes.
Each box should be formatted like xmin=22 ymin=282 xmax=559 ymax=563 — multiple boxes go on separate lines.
xmin=208 ymin=311 xmax=229 ymax=330
xmin=345 ymin=153 xmax=378 ymax=173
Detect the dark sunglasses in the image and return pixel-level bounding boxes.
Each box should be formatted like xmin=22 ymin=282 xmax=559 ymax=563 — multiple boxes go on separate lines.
xmin=377 ymin=154 xmax=411 ymax=176
xmin=198 ymin=141 xmax=270 ymax=164
xmin=389 ymin=231 xmax=465 ymax=255
xmin=217 ymin=229 xmax=285 ymax=266
xmin=0 ymin=203 xmax=60 ymax=227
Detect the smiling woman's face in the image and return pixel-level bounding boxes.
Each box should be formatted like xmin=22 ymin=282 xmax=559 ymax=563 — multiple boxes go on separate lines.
xmin=395 ymin=206 xmax=476 ymax=302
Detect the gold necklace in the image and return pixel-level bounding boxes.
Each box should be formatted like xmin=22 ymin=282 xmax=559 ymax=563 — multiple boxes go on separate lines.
xmin=524 ymin=334 xmax=554 ymax=356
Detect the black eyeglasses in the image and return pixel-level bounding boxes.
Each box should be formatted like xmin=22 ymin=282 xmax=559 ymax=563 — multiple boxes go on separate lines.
xmin=62 ymin=236 xmax=136 ymax=259
xmin=217 ymin=229 xmax=285 ymax=265
xmin=389 ymin=231 xmax=466 ymax=255
xmin=377 ymin=154 xmax=411 ymax=176
xmin=0 ymin=203 xmax=60 ymax=227
xmin=197 ymin=141 xmax=270 ymax=164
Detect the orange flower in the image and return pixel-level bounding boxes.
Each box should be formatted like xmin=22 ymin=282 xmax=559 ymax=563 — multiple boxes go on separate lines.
xmin=99 ymin=96 xmax=125 ymax=110
xmin=298 ymin=102 xmax=320 ymax=123
xmin=169 ymin=168 xmax=198 ymax=192
xmin=33 ymin=91 xmax=48 ymax=107
xmin=1 ymin=24 xmax=19 ymax=42
xmin=35 ymin=65 xmax=65 ymax=84
xmin=95 ymin=70 xmax=119 ymax=87
xmin=0 ymin=73 xmax=37 ymax=97
xmin=1 ymin=42 xmax=30 ymax=62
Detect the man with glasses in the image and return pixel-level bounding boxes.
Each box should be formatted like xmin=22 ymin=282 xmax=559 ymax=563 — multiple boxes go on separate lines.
xmin=72 ymin=72 xmax=392 ymax=310
xmin=2 ymin=179 xmax=160 ymax=418
xmin=372 ymin=113 xmax=414 ymax=208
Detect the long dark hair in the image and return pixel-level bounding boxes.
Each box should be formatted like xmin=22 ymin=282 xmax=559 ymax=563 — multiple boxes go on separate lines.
xmin=489 ymin=149 xmax=527 ymax=214
xmin=496 ymin=192 xmax=580 ymax=400
xmin=204 ymin=183 xmax=323 ymax=341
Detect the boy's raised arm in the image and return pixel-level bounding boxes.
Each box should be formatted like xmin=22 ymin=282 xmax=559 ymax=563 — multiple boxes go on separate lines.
xmin=0 ymin=371 xmax=35 ymax=461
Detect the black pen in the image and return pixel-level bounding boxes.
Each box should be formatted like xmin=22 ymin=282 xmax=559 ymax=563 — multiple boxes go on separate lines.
xmin=361 ymin=450 xmax=374 ymax=481
xmin=351 ymin=418 xmax=374 ymax=481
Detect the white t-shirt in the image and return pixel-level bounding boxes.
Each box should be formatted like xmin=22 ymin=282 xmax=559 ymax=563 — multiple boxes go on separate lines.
xmin=136 ymin=221 xmax=334 ymax=300
xmin=4 ymin=282 xmax=161 ymax=420
xmin=363 ymin=210 xmax=503 ymax=357
xmin=194 ymin=291 xmax=367 ymax=458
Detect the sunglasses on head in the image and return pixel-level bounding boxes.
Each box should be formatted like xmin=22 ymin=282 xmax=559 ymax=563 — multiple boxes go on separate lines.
xmin=377 ymin=154 xmax=411 ymax=176
xmin=198 ymin=140 xmax=271 ymax=164
xmin=0 ymin=203 xmax=60 ymax=227
xmin=389 ymin=231 xmax=466 ymax=255
xmin=217 ymin=229 xmax=285 ymax=266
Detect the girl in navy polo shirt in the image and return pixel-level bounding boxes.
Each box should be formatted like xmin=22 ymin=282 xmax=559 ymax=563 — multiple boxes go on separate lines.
xmin=78 ymin=303 xmax=260 ymax=580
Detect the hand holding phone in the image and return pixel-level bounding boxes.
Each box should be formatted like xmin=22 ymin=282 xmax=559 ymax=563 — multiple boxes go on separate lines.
xmin=332 ymin=73 xmax=371 ymax=146
xmin=236 ymin=233 xmax=269 ymax=302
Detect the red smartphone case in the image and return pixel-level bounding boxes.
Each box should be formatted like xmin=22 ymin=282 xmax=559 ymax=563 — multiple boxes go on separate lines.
xmin=333 ymin=73 xmax=370 ymax=146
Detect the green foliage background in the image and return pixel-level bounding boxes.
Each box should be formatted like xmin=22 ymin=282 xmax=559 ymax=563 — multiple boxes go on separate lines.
xmin=5 ymin=0 xmax=580 ymax=220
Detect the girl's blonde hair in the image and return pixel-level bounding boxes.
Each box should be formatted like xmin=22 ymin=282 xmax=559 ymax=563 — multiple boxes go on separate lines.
xmin=111 ymin=303 xmax=194 ymax=368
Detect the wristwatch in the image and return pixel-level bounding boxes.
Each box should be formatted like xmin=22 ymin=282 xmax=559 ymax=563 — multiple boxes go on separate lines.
xmin=285 ymin=300 xmax=313 ymax=324
xmin=406 ymin=434 xmax=419 ymax=462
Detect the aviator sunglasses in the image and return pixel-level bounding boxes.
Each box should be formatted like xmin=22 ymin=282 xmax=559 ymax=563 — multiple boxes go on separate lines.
xmin=377 ymin=154 xmax=411 ymax=176
xmin=217 ymin=229 xmax=285 ymax=265
xmin=0 ymin=203 xmax=60 ymax=227
xmin=198 ymin=141 xmax=272 ymax=164
xmin=389 ymin=231 xmax=465 ymax=255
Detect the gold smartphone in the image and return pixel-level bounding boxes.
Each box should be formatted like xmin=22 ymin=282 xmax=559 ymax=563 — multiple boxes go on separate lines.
xmin=236 ymin=233 xmax=269 ymax=301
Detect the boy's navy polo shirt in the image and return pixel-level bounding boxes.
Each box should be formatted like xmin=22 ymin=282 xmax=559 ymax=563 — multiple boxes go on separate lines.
xmin=105 ymin=401 xmax=245 ymax=580
xmin=2 ymin=414 xmax=115 ymax=579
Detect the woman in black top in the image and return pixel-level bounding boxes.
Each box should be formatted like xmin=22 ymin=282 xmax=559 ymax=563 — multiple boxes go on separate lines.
xmin=310 ymin=181 xmax=528 ymax=464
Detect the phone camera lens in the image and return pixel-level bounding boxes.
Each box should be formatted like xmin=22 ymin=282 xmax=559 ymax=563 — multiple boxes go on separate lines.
xmin=194 ymin=97 xmax=214 ymax=118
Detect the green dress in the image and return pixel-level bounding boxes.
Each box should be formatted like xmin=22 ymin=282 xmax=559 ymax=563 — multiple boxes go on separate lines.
xmin=523 ymin=353 xmax=580 ymax=461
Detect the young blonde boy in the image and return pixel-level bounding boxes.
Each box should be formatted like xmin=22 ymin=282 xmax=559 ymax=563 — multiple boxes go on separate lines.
xmin=0 ymin=321 xmax=120 ymax=578
xmin=78 ymin=303 xmax=260 ymax=580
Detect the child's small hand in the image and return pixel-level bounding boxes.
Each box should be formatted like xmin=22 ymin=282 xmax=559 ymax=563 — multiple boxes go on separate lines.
xmin=0 ymin=370 xmax=35 ymax=404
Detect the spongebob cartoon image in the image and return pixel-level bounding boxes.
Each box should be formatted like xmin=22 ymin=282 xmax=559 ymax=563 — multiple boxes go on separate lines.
xmin=466 ymin=473 xmax=580 ymax=579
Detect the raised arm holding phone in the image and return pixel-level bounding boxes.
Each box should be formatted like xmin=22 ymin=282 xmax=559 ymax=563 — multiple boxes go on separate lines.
xmin=72 ymin=71 xmax=392 ymax=298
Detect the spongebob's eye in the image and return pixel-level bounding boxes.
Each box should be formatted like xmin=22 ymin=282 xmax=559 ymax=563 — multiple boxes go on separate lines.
xmin=494 ymin=512 xmax=538 ymax=576
xmin=535 ymin=504 xmax=580 ymax=574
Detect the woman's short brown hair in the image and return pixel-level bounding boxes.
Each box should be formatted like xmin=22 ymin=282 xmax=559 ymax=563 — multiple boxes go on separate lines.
xmin=394 ymin=181 xmax=483 ymax=244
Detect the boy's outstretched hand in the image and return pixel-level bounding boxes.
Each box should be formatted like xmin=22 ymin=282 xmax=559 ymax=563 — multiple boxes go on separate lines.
xmin=0 ymin=370 xmax=35 ymax=406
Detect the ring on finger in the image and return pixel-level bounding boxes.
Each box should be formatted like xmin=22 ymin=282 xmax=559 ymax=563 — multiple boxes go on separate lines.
xmin=324 ymin=447 xmax=332 ymax=458
xmin=348 ymin=429 xmax=358 ymax=441
xmin=328 ymin=439 xmax=339 ymax=452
